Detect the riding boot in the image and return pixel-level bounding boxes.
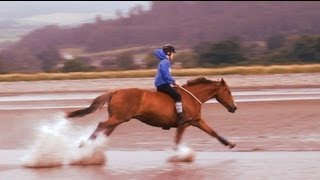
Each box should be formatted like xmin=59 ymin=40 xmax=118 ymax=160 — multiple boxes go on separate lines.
xmin=177 ymin=112 xmax=191 ymax=126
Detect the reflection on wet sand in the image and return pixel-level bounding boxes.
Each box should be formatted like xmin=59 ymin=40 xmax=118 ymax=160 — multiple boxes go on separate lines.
xmin=1 ymin=150 xmax=320 ymax=179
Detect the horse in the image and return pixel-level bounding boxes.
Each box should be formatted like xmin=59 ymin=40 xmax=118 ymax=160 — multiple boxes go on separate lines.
xmin=66 ymin=76 xmax=237 ymax=149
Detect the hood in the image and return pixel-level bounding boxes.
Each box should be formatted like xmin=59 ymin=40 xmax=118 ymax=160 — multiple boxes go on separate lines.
xmin=154 ymin=48 xmax=167 ymax=61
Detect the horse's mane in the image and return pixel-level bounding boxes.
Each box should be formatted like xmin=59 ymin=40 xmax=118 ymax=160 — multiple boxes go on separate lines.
xmin=186 ymin=76 xmax=217 ymax=86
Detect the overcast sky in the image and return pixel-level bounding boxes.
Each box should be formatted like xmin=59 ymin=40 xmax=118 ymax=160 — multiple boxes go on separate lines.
xmin=0 ymin=1 xmax=151 ymax=26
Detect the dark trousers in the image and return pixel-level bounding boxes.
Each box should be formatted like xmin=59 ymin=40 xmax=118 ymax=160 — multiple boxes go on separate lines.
xmin=156 ymin=84 xmax=181 ymax=102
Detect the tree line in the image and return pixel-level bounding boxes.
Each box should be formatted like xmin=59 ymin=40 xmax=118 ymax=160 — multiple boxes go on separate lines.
xmin=62 ymin=34 xmax=320 ymax=72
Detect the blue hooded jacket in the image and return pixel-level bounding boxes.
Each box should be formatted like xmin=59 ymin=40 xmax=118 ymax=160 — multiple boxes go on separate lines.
xmin=154 ymin=48 xmax=176 ymax=87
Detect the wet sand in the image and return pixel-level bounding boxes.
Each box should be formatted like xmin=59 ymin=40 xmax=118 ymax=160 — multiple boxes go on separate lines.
xmin=0 ymin=74 xmax=320 ymax=179
xmin=0 ymin=100 xmax=319 ymax=179
xmin=1 ymin=150 xmax=320 ymax=180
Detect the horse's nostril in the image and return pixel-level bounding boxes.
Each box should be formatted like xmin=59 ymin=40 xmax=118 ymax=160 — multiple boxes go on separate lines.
xmin=234 ymin=106 xmax=237 ymax=110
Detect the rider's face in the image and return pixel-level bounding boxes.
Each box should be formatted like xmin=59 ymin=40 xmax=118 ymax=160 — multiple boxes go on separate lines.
xmin=168 ymin=52 xmax=174 ymax=61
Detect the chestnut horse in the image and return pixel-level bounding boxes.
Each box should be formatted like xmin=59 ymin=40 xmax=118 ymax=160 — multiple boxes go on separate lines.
xmin=66 ymin=76 xmax=237 ymax=149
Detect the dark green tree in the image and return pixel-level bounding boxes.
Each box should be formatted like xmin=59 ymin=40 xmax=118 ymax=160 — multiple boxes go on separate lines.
xmin=62 ymin=59 xmax=88 ymax=72
xmin=144 ymin=52 xmax=158 ymax=69
xmin=292 ymin=35 xmax=319 ymax=62
xmin=266 ymin=34 xmax=286 ymax=50
xmin=0 ymin=60 xmax=3 ymax=74
xmin=174 ymin=51 xmax=199 ymax=68
xmin=116 ymin=52 xmax=136 ymax=70
xmin=36 ymin=48 xmax=62 ymax=72
xmin=314 ymin=37 xmax=320 ymax=60
xmin=194 ymin=39 xmax=246 ymax=66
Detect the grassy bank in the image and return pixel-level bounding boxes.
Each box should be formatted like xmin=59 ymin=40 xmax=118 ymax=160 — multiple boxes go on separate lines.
xmin=1 ymin=64 xmax=320 ymax=82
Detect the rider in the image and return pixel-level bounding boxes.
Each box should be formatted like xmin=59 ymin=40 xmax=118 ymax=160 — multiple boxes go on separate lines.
xmin=154 ymin=44 xmax=190 ymax=126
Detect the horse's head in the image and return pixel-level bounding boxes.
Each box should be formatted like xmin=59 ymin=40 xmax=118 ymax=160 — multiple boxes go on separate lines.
xmin=215 ymin=78 xmax=237 ymax=113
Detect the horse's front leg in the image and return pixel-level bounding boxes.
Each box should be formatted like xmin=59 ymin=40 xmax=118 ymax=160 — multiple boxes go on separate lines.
xmin=174 ymin=123 xmax=188 ymax=149
xmin=192 ymin=118 xmax=236 ymax=149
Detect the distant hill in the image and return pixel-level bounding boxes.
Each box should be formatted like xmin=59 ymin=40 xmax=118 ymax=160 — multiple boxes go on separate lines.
xmin=14 ymin=2 xmax=320 ymax=52
xmin=2 ymin=1 xmax=320 ymax=73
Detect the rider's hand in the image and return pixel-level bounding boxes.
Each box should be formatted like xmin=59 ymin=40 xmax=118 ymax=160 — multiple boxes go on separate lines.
xmin=173 ymin=81 xmax=180 ymax=86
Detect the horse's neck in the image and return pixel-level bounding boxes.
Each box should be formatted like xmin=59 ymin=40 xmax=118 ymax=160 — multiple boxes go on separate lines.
xmin=183 ymin=84 xmax=220 ymax=103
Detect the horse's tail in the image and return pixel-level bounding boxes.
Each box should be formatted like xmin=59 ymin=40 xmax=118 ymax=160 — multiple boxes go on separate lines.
xmin=67 ymin=90 xmax=117 ymax=118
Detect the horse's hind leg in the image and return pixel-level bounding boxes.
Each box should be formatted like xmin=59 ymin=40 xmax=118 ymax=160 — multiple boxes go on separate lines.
xmin=87 ymin=122 xmax=115 ymax=140
xmin=193 ymin=118 xmax=236 ymax=149
xmin=90 ymin=116 xmax=126 ymax=138
xmin=79 ymin=116 xmax=127 ymax=147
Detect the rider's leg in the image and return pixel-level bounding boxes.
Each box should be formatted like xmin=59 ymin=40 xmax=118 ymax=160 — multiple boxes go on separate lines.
xmin=157 ymin=84 xmax=190 ymax=126
xmin=175 ymin=101 xmax=190 ymax=125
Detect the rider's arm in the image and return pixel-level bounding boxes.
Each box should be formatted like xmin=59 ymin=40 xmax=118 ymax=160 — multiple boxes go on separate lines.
xmin=161 ymin=60 xmax=175 ymax=84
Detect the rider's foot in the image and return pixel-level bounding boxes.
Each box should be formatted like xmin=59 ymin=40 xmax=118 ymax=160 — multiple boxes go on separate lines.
xmin=177 ymin=112 xmax=192 ymax=126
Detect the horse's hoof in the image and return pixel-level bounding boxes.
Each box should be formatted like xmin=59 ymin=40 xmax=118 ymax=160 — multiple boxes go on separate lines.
xmin=178 ymin=119 xmax=192 ymax=126
xmin=78 ymin=140 xmax=86 ymax=148
xmin=229 ymin=143 xmax=236 ymax=149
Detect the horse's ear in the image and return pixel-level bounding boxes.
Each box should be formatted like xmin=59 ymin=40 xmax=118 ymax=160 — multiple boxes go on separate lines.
xmin=221 ymin=78 xmax=226 ymax=85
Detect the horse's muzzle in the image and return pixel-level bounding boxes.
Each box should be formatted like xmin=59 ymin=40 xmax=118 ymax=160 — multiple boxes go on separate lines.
xmin=228 ymin=106 xmax=237 ymax=113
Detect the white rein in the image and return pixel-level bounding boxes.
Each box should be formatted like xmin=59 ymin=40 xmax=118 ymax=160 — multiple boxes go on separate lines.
xmin=177 ymin=85 xmax=203 ymax=105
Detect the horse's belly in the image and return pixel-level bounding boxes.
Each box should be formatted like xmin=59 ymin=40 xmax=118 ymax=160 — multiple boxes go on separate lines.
xmin=134 ymin=91 xmax=178 ymax=128
xmin=134 ymin=114 xmax=177 ymax=128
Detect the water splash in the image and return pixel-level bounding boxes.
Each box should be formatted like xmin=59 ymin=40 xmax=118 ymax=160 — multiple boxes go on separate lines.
xmin=167 ymin=144 xmax=195 ymax=163
xmin=21 ymin=112 xmax=108 ymax=168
